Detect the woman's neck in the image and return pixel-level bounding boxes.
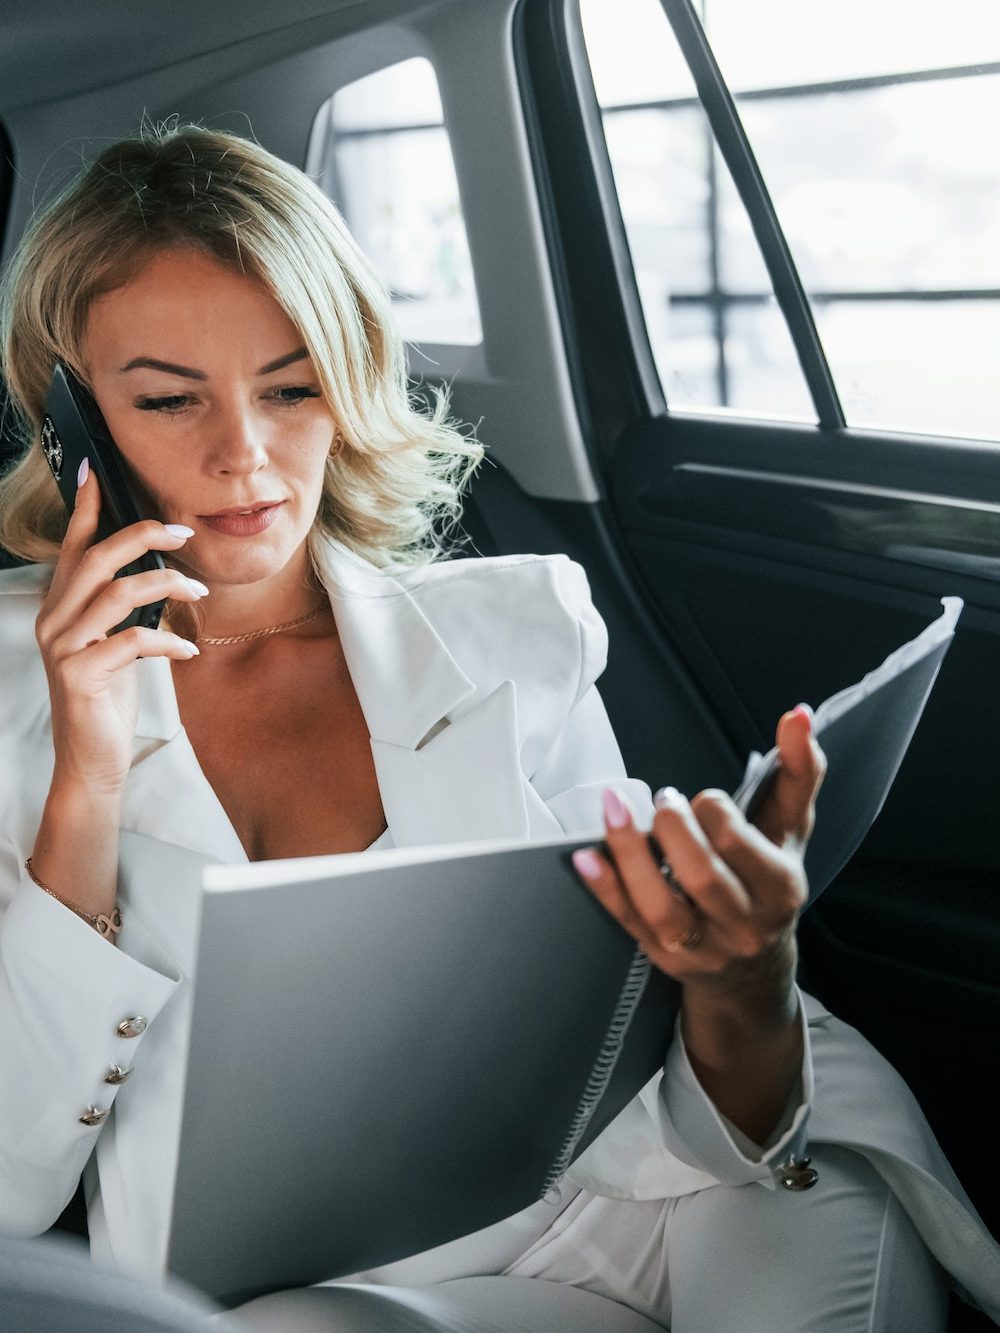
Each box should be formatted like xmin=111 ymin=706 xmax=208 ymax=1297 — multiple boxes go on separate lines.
xmin=172 ymin=544 xmax=326 ymax=643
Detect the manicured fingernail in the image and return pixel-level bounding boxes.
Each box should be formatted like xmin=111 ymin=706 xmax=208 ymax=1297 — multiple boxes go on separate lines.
xmin=165 ymin=524 xmax=195 ymax=539
xmin=180 ymin=641 xmax=200 ymax=657
xmin=572 ymin=848 xmax=603 ymax=880
xmin=654 ymin=785 xmax=681 ymax=810
xmin=77 ymin=457 xmax=90 ymax=488
xmin=602 ymin=788 xmax=630 ymax=829
xmin=184 ymin=578 xmax=210 ymax=597
xmin=793 ymin=702 xmax=813 ymax=728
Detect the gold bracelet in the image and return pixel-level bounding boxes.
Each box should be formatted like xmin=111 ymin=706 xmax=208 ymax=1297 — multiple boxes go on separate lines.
xmin=24 ymin=857 xmax=122 ymax=939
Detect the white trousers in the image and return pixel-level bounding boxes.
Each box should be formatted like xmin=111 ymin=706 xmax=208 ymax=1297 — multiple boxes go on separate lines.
xmin=227 ymin=1145 xmax=950 ymax=1333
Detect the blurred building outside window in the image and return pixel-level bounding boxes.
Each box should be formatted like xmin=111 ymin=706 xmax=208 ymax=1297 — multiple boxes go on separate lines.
xmin=316 ymin=57 xmax=482 ymax=347
xmin=580 ymin=0 xmax=1000 ymax=441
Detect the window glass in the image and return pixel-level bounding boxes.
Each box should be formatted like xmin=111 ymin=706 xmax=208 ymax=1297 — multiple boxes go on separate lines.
xmin=580 ymin=0 xmax=814 ymax=422
xmin=724 ymin=79 xmax=1000 ymax=294
xmin=602 ymin=106 xmax=710 ymax=295
xmin=329 ymin=57 xmax=443 ymax=130
xmin=706 ymin=0 xmax=1000 ymax=90
xmin=317 ymin=58 xmax=482 ymax=345
xmin=580 ymin=0 xmax=696 ymax=103
xmin=579 ymin=0 xmax=1000 ymax=440
xmin=814 ymin=301 xmax=999 ymax=439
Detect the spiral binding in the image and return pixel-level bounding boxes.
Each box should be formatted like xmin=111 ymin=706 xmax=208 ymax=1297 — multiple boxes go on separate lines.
xmin=538 ymin=946 xmax=653 ymax=1196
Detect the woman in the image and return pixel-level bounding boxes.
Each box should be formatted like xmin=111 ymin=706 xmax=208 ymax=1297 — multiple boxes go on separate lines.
xmin=0 ymin=124 xmax=996 ymax=1332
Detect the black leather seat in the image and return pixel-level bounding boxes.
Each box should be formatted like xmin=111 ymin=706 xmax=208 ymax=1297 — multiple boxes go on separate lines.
xmin=0 ymin=1233 xmax=229 ymax=1331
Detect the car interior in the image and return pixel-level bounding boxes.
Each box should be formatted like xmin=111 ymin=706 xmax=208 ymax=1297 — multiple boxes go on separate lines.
xmin=1 ymin=1 xmax=998 ymax=1329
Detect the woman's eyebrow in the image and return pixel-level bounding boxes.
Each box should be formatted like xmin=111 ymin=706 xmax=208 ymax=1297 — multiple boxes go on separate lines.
xmin=117 ymin=348 xmax=309 ymax=378
xmin=258 ymin=347 xmax=309 ymax=375
xmin=118 ymin=356 xmax=207 ymax=379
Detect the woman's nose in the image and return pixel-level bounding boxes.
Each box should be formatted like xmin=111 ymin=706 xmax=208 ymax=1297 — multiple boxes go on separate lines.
xmin=205 ymin=405 xmax=270 ymax=476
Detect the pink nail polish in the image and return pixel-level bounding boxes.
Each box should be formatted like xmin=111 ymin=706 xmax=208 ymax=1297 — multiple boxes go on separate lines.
xmin=77 ymin=457 xmax=90 ymax=488
xmin=572 ymin=848 xmax=603 ymax=879
xmin=602 ymin=788 xmax=630 ymax=829
xmin=793 ymin=703 xmax=813 ymax=729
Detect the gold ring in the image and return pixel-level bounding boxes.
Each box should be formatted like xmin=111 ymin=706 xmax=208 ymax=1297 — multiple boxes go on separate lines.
xmin=664 ymin=923 xmax=704 ymax=953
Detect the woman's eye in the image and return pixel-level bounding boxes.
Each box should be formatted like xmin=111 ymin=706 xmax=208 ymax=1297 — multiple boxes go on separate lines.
xmin=134 ymin=394 xmax=193 ymax=413
xmin=269 ymin=385 xmax=321 ymax=406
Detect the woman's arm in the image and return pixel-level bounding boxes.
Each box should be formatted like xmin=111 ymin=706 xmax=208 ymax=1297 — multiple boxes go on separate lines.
xmin=28 ymin=466 xmax=201 ymax=924
xmin=573 ymin=706 xmax=823 ymax=1146
xmin=0 ymin=467 xmax=200 ymax=1233
xmin=0 ymin=843 xmax=180 ymax=1236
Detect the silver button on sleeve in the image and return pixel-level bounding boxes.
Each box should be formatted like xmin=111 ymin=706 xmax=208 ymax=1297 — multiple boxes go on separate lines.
xmin=116 ymin=1016 xmax=147 ymax=1039
xmin=778 ymin=1154 xmax=819 ymax=1191
xmin=104 ymin=1064 xmax=133 ymax=1085
xmin=79 ymin=1106 xmax=109 ymax=1127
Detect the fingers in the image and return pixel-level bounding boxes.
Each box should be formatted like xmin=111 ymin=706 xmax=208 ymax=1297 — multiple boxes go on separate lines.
xmin=572 ymin=789 xmax=741 ymax=975
xmin=754 ymin=704 xmax=826 ymax=848
xmin=63 ymin=455 xmax=102 ymax=546
xmin=46 ymin=521 xmax=196 ymax=632
xmin=651 ymin=788 xmax=752 ymax=930
xmin=572 ymin=785 xmax=807 ymax=979
xmin=690 ymin=790 xmax=806 ymax=937
xmin=58 ymin=625 xmax=201 ymax=684
xmin=46 ymin=457 xmax=103 ymax=599
xmin=571 ymin=845 xmax=659 ymax=955
xmin=41 ymin=465 xmax=197 ymax=640
xmin=46 ymin=568 xmax=208 ymax=656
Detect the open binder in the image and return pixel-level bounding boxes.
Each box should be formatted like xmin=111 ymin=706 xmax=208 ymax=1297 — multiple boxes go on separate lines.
xmin=167 ymin=597 xmax=962 ymax=1303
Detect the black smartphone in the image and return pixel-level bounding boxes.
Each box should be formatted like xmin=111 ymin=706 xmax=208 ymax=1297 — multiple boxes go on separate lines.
xmin=41 ymin=362 xmax=166 ymax=633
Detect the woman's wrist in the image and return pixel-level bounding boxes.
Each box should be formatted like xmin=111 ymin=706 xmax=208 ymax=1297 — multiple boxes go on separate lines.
xmin=24 ymin=856 xmax=122 ymax=939
xmin=681 ymin=939 xmax=799 ymax=1057
xmin=31 ymin=774 xmax=124 ymax=931
xmin=679 ymin=939 xmax=802 ymax=1144
xmin=45 ymin=767 xmax=126 ymax=817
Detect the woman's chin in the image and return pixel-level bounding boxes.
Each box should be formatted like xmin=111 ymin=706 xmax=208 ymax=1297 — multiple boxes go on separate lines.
xmin=187 ymin=539 xmax=308 ymax=589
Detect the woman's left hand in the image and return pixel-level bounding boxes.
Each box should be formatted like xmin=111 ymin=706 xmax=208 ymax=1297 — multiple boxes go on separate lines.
xmin=572 ymin=704 xmax=826 ymax=1143
xmin=572 ymin=704 xmax=824 ymax=987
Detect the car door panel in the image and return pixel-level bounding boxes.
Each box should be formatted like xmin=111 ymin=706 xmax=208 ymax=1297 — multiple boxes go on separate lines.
xmin=603 ymin=420 xmax=1000 ymax=1246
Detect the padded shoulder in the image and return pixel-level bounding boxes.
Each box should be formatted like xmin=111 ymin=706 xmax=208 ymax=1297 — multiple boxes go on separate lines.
xmin=0 ymin=565 xmax=51 ymax=727
xmin=400 ymin=553 xmax=609 ymax=708
xmin=0 ymin=562 xmax=51 ymax=596
xmin=0 ymin=563 xmax=50 ymax=643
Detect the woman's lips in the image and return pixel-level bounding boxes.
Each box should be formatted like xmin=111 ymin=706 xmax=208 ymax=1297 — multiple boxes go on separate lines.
xmin=198 ymin=502 xmax=284 ymax=537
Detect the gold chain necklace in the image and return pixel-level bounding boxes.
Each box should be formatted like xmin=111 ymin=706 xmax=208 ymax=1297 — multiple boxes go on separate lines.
xmin=195 ymin=602 xmax=327 ymax=647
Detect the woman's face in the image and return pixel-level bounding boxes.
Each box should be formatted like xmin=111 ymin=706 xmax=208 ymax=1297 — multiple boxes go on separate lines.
xmin=82 ymin=247 xmax=338 ymax=588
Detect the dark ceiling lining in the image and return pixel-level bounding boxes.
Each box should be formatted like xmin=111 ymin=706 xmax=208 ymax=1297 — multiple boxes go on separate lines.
xmin=0 ymin=0 xmax=416 ymax=112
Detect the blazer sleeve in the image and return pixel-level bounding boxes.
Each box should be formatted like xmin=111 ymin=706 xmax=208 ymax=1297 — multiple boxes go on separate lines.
xmin=0 ymin=574 xmax=182 ymax=1236
xmin=0 ymin=840 xmax=181 ymax=1236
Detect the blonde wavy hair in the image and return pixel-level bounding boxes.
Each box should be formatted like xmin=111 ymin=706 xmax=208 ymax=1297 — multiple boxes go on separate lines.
xmin=0 ymin=121 xmax=482 ymax=568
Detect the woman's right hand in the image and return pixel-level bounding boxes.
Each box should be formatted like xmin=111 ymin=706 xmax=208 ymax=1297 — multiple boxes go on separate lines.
xmin=35 ymin=461 xmax=208 ymax=797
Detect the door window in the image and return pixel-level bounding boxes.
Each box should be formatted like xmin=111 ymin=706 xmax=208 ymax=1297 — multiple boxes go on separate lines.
xmin=580 ymin=0 xmax=1000 ymax=440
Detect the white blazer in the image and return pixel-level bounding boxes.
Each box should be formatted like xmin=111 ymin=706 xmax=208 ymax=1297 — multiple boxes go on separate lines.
xmin=0 ymin=538 xmax=997 ymax=1319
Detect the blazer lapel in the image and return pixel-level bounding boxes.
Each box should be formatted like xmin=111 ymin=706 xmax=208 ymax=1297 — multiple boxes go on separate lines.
xmin=316 ymin=539 xmax=531 ymax=847
xmin=370 ymin=681 xmax=528 ymax=846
